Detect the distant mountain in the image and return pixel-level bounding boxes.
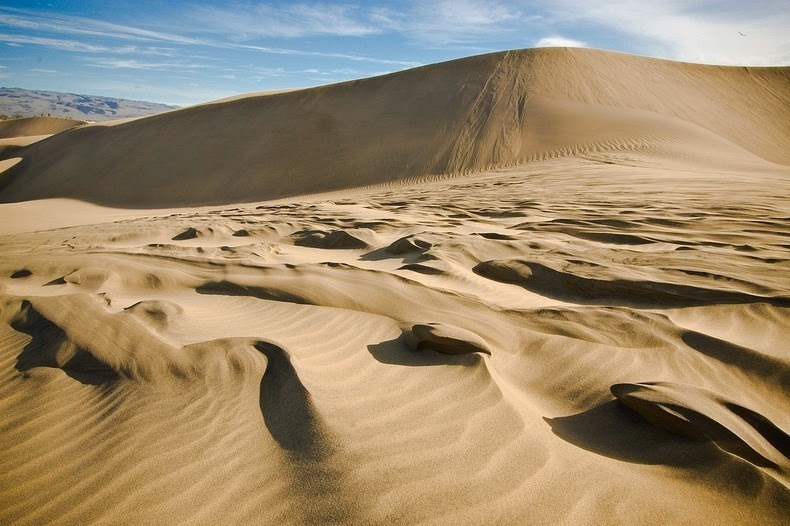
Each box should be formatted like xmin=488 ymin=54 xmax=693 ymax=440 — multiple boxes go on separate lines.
xmin=0 ymin=87 xmax=179 ymax=122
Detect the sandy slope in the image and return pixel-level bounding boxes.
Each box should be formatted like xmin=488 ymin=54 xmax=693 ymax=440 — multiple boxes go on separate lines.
xmin=1 ymin=48 xmax=788 ymax=206
xmin=0 ymin=48 xmax=788 ymax=525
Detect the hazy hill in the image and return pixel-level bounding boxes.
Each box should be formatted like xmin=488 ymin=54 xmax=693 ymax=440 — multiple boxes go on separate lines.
xmin=0 ymin=87 xmax=178 ymax=122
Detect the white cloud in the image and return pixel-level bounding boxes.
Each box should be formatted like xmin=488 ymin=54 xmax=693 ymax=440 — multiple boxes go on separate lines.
xmin=0 ymin=33 xmax=112 ymax=53
xmin=534 ymin=36 xmax=588 ymax=48
xmin=0 ymin=5 xmax=416 ymax=67
xmin=542 ymin=0 xmax=790 ymax=65
xmin=0 ymin=6 xmax=202 ymax=45
xmin=188 ymin=3 xmax=381 ymax=38
xmin=401 ymin=0 xmax=529 ymax=44
xmin=86 ymin=58 xmax=210 ymax=70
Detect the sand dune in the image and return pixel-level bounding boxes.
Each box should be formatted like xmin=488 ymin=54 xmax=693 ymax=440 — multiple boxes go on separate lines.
xmin=1 ymin=48 xmax=788 ymax=206
xmin=0 ymin=116 xmax=86 ymax=139
xmin=0 ymin=48 xmax=788 ymax=524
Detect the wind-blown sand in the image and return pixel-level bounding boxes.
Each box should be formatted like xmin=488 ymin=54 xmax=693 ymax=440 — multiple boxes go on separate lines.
xmin=0 ymin=48 xmax=788 ymax=525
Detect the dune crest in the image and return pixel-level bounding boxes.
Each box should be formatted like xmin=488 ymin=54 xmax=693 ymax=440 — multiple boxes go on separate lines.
xmin=0 ymin=116 xmax=87 ymax=139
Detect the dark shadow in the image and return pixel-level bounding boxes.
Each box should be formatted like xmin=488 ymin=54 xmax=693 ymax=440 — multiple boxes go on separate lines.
xmin=724 ymin=403 xmax=790 ymax=459
xmin=473 ymin=232 xmax=518 ymax=240
xmin=397 ymin=263 xmax=445 ymax=275
xmin=358 ymin=246 xmax=403 ymax=262
xmin=254 ymin=341 xmax=362 ymax=523
xmin=43 ymin=276 xmax=67 ymax=286
xmin=473 ymin=260 xmax=790 ymax=308
xmin=0 ymin=155 xmax=25 ymax=195
xmin=255 ymin=341 xmax=329 ymax=460
xmin=12 ymin=300 xmax=118 ymax=385
xmin=367 ymin=335 xmax=482 ymax=367
xmin=359 ymin=235 xmax=432 ymax=262
xmin=197 ymin=280 xmax=311 ymax=306
xmin=172 ymin=227 xmax=199 ymax=240
xmin=544 ymin=400 xmax=717 ymax=467
xmin=681 ymin=331 xmax=790 ymax=389
xmin=10 ymin=269 xmax=32 ymax=278
xmin=290 ymin=229 xmax=367 ymax=249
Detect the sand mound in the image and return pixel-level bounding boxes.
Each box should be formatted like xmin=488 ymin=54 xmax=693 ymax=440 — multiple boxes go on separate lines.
xmin=405 ymin=322 xmax=492 ymax=355
xmin=0 ymin=116 xmax=86 ymax=139
xmin=612 ymin=382 xmax=789 ymax=471
xmin=1 ymin=48 xmax=788 ymax=206
xmin=290 ymin=229 xmax=368 ymax=249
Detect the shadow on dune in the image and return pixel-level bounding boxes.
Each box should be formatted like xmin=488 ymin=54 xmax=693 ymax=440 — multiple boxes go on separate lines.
xmin=197 ymin=280 xmax=311 ymax=306
xmin=473 ymin=260 xmax=790 ymax=308
xmin=681 ymin=331 xmax=790 ymax=389
xmin=254 ymin=341 xmax=329 ymax=460
xmin=11 ymin=300 xmax=119 ymax=385
xmin=367 ymin=335 xmax=484 ymax=367
xmin=544 ymin=400 xmax=719 ymax=467
xmin=254 ymin=341 xmax=361 ymax=523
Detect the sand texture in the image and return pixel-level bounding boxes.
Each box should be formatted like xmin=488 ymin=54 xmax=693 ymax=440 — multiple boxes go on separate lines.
xmin=0 ymin=48 xmax=788 ymax=525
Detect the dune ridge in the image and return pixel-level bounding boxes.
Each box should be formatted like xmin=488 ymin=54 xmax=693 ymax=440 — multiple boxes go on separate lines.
xmin=1 ymin=48 xmax=788 ymax=206
xmin=0 ymin=116 xmax=86 ymax=139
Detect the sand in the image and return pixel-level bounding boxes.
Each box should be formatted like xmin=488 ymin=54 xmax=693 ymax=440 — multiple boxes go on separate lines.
xmin=0 ymin=48 xmax=788 ymax=525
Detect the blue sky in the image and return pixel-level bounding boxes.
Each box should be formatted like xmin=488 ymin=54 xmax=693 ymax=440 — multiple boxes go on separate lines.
xmin=1 ymin=1 xmax=788 ymax=106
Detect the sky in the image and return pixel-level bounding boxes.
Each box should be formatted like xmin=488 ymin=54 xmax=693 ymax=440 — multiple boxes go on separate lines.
xmin=1 ymin=0 xmax=788 ymax=106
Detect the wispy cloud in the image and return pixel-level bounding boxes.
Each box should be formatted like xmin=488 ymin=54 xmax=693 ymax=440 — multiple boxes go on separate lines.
xmin=188 ymin=3 xmax=382 ymax=38
xmin=377 ymin=0 xmax=530 ymax=45
xmin=85 ymin=58 xmax=210 ymax=71
xmin=0 ymin=6 xmax=202 ymax=45
xmin=534 ymin=36 xmax=588 ymax=48
xmin=0 ymin=33 xmax=113 ymax=53
xmin=0 ymin=4 xmax=416 ymax=67
xmin=231 ymin=42 xmax=420 ymax=66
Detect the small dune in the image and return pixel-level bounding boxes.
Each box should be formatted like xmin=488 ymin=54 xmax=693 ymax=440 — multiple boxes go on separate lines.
xmin=386 ymin=235 xmax=433 ymax=254
xmin=611 ymin=382 xmax=789 ymax=471
xmin=0 ymin=116 xmax=86 ymax=139
xmin=290 ymin=229 xmax=367 ymax=249
xmin=405 ymin=322 xmax=491 ymax=355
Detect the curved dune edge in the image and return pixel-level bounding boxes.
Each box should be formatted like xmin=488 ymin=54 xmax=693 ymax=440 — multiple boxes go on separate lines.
xmin=0 ymin=116 xmax=87 ymax=139
xmin=1 ymin=48 xmax=788 ymax=207
xmin=611 ymin=382 xmax=790 ymax=473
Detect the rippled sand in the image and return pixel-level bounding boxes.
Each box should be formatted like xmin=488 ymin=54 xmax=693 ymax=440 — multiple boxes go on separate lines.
xmin=0 ymin=48 xmax=788 ymax=525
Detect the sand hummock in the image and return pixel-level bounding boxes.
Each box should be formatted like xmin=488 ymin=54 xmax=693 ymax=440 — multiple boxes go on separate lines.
xmin=0 ymin=48 xmax=788 ymax=525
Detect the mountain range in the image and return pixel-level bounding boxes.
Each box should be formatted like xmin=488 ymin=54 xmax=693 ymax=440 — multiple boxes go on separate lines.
xmin=0 ymin=87 xmax=178 ymax=122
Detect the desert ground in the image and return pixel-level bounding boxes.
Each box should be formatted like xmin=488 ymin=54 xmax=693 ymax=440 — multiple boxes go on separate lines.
xmin=0 ymin=48 xmax=788 ymax=525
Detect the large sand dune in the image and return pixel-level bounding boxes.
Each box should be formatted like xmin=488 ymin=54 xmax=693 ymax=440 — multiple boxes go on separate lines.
xmin=0 ymin=48 xmax=788 ymax=525
xmin=1 ymin=48 xmax=788 ymax=206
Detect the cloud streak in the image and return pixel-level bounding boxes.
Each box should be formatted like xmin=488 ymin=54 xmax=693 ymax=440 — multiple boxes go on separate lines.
xmin=0 ymin=5 xmax=416 ymax=67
